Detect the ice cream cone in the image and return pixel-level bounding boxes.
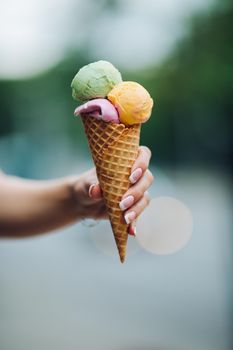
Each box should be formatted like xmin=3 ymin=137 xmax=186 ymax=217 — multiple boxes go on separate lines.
xmin=81 ymin=115 xmax=141 ymax=263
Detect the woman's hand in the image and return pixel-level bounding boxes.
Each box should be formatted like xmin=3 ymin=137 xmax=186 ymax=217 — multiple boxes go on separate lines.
xmin=72 ymin=146 xmax=153 ymax=235
xmin=119 ymin=146 xmax=153 ymax=235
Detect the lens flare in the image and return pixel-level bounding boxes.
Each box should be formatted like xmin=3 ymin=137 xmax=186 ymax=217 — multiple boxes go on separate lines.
xmin=136 ymin=197 xmax=193 ymax=255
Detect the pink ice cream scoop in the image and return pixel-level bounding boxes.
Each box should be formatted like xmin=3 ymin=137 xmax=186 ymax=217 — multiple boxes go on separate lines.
xmin=74 ymin=98 xmax=120 ymax=123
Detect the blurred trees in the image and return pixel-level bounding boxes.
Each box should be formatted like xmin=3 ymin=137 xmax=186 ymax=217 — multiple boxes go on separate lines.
xmin=0 ymin=0 xmax=232 ymax=170
xmin=131 ymin=0 xmax=233 ymax=169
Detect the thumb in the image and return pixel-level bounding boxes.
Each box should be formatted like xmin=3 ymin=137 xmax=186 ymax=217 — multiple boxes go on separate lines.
xmin=88 ymin=183 xmax=103 ymax=199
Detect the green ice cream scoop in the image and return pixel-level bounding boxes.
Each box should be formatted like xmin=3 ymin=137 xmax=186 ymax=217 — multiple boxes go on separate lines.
xmin=71 ymin=60 xmax=122 ymax=101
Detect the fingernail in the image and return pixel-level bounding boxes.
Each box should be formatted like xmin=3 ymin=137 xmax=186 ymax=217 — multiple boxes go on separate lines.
xmin=119 ymin=195 xmax=134 ymax=211
xmin=129 ymin=168 xmax=142 ymax=184
xmin=133 ymin=226 xmax=137 ymax=236
xmin=128 ymin=225 xmax=137 ymax=236
xmin=88 ymin=184 xmax=96 ymax=197
xmin=124 ymin=211 xmax=136 ymax=224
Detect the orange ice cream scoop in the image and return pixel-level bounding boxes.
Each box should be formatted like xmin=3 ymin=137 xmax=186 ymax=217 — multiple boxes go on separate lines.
xmin=107 ymin=81 xmax=153 ymax=125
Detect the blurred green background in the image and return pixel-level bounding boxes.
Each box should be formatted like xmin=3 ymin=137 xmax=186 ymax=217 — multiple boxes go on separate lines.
xmin=0 ymin=0 xmax=232 ymax=350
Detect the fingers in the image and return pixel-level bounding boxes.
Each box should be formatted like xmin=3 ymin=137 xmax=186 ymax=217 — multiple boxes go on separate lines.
xmin=128 ymin=222 xmax=137 ymax=236
xmin=81 ymin=167 xmax=102 ymax=200
xmin=124 ymin=191 xmax=151 ymax=224
xmin=120 ymin=169 xmax=154 ymax=208
xmin=86 ymin=147 xmax=153 ymax=234
xmin=88 ymin=183 xmax=103 ymax=199
xmin=89 ymin=183 xmax=141 ymax=236
xmin=129 ymin=146 xmax=152 ymax=184
xmin=122 ymin=146 xmax=152 ymax=234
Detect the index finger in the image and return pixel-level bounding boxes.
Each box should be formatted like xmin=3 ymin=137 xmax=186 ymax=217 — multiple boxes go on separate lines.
xmin=131 ymin=146 xmax=152 ymax=174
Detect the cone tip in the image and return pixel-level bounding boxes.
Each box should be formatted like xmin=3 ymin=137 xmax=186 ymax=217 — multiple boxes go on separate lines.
xmin=120 ymin=253 xmax=126 ymax=263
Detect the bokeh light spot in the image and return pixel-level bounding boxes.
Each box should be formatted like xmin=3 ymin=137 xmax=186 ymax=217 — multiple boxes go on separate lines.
xmin=136 ymin=196 xmax=193 ymax=255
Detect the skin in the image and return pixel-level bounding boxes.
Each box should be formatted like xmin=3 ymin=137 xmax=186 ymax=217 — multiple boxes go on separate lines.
xmin=0 ymin=146 xmax=153 ymax=238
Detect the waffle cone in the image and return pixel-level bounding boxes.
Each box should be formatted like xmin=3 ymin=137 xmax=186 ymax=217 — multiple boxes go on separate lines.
xmin=81 ymin=115 xmax=141 ymax=263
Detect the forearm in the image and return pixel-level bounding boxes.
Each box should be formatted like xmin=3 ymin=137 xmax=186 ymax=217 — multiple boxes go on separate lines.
xmin=0 ymin=173 xmax=78 ymax=237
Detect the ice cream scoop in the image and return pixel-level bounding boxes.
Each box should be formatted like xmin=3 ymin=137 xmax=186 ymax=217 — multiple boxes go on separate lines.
xmin=108 ymin=81 xmax=153 ymax=125
xmin=71 ymin=61 xmax=154 ymax=263
xmin=74 ymin=98 xmax=120 ymax=123
xmin=71 ymin=61 xmax=122 ymax=102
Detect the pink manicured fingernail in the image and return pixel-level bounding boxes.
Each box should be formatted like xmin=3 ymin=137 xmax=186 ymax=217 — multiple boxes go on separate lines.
xmin=128 ymin=225 xmax=137 ymax=236
xmin=119 ymin=195 xmax=134 ymax=211
xmin=88 ymin=184 xmax=96 ymax=197
xmin=129 ymin=168 xmax=142 ymax=184
xmin=124 ymin=211 xmax=136 ymax=224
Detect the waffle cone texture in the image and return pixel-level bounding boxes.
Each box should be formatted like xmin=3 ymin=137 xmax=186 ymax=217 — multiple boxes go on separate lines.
xmin=81 ymin=115 xmax=141 ymax=263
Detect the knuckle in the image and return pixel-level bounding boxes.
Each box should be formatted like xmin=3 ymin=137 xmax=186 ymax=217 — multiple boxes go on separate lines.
xmin=147 ymin=169 xmax=154 ymax=183
xmin=138 ymin=187 xmax=145 ymax=199
xmin=132 ymin=193 xmax=151 ymax=217
xmin=136 ymin=160 xmax=147 ymax=173
xmin=142 ymin=146 xmax=152 ymax=159
xmin=131 ymin=189 xmax=143 ymax=203
xmin=136 ymin=146 xmax=152 ymax=171
xmin=144 ymin=191 xmax=151 ymax=206
xmin=130 ymin=186 xmax=143 ymax=201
